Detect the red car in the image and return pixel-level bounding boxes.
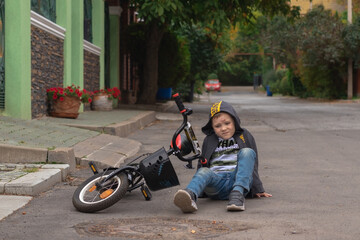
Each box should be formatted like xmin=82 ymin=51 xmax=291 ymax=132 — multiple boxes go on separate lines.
xmin=205 ymin=79 xmax=221 ymax=92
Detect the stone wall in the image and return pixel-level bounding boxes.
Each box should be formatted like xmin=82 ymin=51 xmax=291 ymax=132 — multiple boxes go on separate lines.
xmin=84 ymin=50 xmax=100 ymax=111
xmin=31 ymin=25 xmax=64 ymax=119
xmin=84 ymin=50 xmax=100 ymax=93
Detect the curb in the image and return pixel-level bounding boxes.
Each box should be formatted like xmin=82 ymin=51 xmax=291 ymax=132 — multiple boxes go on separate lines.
xmin=118 ymin=101 xmax=175 ymax=112
xmin=104 ymin=111 xmax=156 ymax=137
xmin=0 ymin=144 xmax=48 ymax=164
xmin=0 ymin=164 xmax=70 ymax=196
xmin=0 ymin=144 xmax=75 ymax=172
xmin=56 ymin=111 xmax=156 ymax=138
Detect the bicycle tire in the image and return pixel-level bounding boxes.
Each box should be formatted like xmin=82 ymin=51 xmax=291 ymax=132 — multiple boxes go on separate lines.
xmin=72 ymin=170 xmax=129 ymax=213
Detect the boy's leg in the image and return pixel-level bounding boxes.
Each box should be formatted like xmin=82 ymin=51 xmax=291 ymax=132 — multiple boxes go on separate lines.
xmin=233 ymin=148 xmax=256 ymax=194
xmin=227 ymin=148 xmax=256 ymax=211
xmin=174 ymin=167 xmax=222 ymax=213
xmin=186 ymin=167 xmax=219 ymax=197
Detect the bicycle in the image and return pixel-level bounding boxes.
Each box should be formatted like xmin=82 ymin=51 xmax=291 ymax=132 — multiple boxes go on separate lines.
xmin=72 ymin=93 xmax=203 ymax=213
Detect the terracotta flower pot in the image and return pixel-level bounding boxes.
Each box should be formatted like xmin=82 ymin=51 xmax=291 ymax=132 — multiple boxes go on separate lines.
xmin=91 ymin=94 xmax=113 ymax=111
xmin=49 ymin=96 xmax=81 ymax=119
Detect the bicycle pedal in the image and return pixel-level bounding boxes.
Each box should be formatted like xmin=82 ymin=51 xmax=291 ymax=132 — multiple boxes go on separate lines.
xmin=140 ymin=185 xmax=152 ymax=201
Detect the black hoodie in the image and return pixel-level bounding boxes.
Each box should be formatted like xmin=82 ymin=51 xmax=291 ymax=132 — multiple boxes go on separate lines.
xmin=199 ymin=101 xmax=265 ymax=197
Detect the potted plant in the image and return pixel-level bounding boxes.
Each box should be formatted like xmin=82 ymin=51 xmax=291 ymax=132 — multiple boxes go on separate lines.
xmin=91 ymin=87 xmax=121 ymax=111
xmin=47 ymin=84 xmax=93 ymax=119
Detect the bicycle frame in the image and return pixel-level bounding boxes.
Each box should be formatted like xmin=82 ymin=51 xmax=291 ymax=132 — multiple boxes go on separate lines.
xmin=94 ymin=93 xmax=201 ymax=191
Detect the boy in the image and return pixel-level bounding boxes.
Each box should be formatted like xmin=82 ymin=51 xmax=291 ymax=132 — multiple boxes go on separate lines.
xmin=173 ymin=101 xmax=272 ymax=213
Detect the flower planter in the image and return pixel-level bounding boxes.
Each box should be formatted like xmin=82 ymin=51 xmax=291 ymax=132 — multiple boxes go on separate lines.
xmin=91 ymin=94 xmax=113 ymax=111
xmin=49 ymin=96 xmax=81 ymax=119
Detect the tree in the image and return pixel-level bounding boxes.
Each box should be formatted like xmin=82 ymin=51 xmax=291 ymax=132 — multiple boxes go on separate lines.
xmin=297 ymin=5 xmax=347 ymax=98
xmin=131 ymin=0 xmax=299 ymax=104
xmin=178 ymin=25 xmax=222 ymax=101
xmin=261 ymin=5 xmax=350 ymax=98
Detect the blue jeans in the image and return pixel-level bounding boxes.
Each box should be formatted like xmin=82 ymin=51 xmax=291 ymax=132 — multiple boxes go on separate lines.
xmin=186 ymin=148 xmax=256 ymax=200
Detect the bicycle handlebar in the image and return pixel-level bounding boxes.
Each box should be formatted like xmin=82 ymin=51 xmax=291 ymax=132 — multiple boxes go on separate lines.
xmin=172 ymin=93 xmax=186 ymax=113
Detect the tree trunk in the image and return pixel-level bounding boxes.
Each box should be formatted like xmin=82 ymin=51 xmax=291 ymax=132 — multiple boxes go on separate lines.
xmin=137 ymin=23 xmax=164 ymax=104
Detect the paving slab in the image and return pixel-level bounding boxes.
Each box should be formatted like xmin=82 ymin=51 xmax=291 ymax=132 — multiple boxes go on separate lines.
xmin=73 ymin=134 xmax=141 ymax=168
xmin=0 ymin=195 xmax=32 ymax=221
xmin=41 ymin=164 xmax=70 ymax=181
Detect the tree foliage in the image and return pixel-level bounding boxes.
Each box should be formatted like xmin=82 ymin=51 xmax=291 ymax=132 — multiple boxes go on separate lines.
xmin=343 ymin=16 xmax=360 ymax=66
xmin=128 ymin=0 xmax=299 ymax=103
xmin=259 ymin=5 xmax=359 ymax=99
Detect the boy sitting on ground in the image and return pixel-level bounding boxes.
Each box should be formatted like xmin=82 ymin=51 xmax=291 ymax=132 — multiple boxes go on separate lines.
xmin=174 ymin=101 xmax=272 ymax=213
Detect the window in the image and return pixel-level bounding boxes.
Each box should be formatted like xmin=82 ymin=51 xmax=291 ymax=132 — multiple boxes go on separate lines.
xmin=84 ymin=0 xmax=92 ymax=42
xmin=31 ymin=0 xmax=56 ymax=22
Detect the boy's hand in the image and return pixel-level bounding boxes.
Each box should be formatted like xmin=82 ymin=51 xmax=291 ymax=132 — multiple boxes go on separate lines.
xmin=255 ymin=192 xmax=272 ymax=198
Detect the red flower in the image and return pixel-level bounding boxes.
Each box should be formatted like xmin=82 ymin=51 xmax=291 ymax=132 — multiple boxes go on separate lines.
xmin=53 ymin=94 xmax=57 ymax=100
xmin=88 ymin=98 xmax=92 ymax=103
xmin=59 ymin=97 xmax=64 ymax=101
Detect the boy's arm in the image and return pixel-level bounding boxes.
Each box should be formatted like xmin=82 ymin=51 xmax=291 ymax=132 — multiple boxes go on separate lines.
xmin=245 ymin=130 xmax=265 ymax=195
xmin=197 ymin=136 xmax=209 ymax=169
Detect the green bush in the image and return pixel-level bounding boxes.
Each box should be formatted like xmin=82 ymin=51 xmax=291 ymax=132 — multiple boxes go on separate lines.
xmin=297 ymin=6 xmax=347 ymax=99
xmin=262 ymin=69 xmax=277 ymax=87
xmin=263 ymin=68 xmax=296 ymax=96
xmin=207 ymin=73 xmax=218 ymax=80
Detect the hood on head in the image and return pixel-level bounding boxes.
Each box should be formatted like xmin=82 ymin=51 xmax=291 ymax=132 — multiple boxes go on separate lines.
xmin=201 ymin=101 xmax=242 ymax=136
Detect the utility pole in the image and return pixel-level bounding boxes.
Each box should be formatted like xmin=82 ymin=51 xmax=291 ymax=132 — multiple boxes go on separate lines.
xmin=347 ymin=0 xmax=353 ymax=99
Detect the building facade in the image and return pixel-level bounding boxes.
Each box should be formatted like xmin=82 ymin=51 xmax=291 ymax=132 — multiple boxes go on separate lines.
xmin=0 ymin=0 xmax=126 ymax=120
xmin=291 ymin=0 xmax=346 ymax=15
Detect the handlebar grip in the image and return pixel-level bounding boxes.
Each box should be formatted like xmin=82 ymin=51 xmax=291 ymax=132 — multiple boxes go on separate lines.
xmin=173 ymin=93 xmax=186 ymax=113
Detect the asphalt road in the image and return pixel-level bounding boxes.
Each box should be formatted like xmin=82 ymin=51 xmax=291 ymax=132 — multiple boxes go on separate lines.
xmin=1 ymin=87 xmax=360 ymax=240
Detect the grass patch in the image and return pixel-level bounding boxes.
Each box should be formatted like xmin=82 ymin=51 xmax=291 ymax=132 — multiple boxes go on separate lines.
xmin=23 ymin=167 xmax=39 ymax=173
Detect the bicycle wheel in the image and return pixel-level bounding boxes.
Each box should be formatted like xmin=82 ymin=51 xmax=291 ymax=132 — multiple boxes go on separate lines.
xmin=72 ymin=170 xmax=129 ymax=213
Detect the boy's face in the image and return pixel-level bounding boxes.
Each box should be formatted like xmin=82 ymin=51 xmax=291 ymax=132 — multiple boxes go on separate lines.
xmin=211 ymin=112 xmax=235 ymax=140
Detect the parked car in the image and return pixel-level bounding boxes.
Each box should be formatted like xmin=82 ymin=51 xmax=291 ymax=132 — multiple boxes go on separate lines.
xmin=205 ymin=79 xmax=221 ymax=92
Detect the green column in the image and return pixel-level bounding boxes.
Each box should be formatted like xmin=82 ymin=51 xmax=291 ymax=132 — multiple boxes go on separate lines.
xmin=56 ymin=0 xmax=72 ymax=87
xmin=4 ymin=0 xmax=31 ymax=119
xmin=71 ymin=0 xmax=84 ymax=89
xmin=109 ymin=7 xmax=120 ymax=89
xmin=56 ymin=0 xmax=83 ymax=88
xmin=92 ymin=0 xmax=105 ymax=89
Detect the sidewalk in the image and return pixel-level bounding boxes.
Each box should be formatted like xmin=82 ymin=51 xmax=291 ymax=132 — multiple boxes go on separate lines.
xmin=0 ymin=101 xmax=174 ymax=220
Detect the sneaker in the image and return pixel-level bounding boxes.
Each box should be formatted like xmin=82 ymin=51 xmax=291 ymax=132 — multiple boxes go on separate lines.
xmin=173 ymin=189 xmax=198 ymax=213
xmin=227 ymin=190 xmax=245 ymax=211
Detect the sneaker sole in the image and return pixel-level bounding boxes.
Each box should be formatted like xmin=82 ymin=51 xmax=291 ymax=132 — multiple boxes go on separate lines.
xmin=174 ymin=190 xmax=197 ymax=213
xmin=227 ymin=204 xmax=245 ymax=211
